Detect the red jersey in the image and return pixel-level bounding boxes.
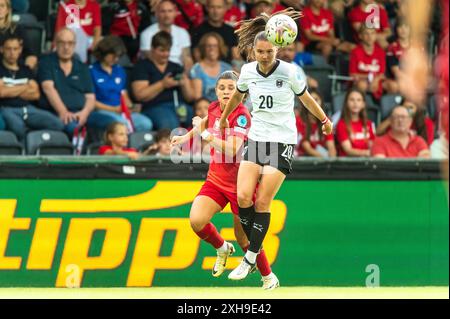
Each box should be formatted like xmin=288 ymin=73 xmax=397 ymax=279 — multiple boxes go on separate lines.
xmin=437 ymin=0 xmax=449 ymax=140
xmin=224 ymin=4 xmax=245 ymax=29
xmin=386 ymin=118 xmax=435 ymax=146
xmin=174 ymin=0 xmax=204 ymax=30
xmin=296 ymin=116 xmax=334 ymax=155
xmin=55 ymin=0 xmax=101 ymax=37
xmin=387 ymin=41 xmax=406 ymax=60
xmin=336 ymin=118 xmax=375 ymax=156
xmin=371 ymin=132 xmax=429 ymax=158
xmin=348 ymin=3 xmax=390 ymax=42
xmin=109 ymin=0 xmax=141 ymax=38
xmin=206 ymin=101 xmax=251 ymax=193
xmin=98 ymin=145 xmax=137 ymax=155
xmin=349 ymin=44 xmax=386 ymax=99
xmin=300 ymin=6 xmax=334 ymax=46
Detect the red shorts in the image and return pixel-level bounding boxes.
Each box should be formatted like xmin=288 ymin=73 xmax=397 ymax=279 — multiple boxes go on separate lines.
xmin=197 ymin=180 xmax=240 ymax=215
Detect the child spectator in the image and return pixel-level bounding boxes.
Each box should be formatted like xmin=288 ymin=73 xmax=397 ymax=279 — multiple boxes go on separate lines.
xmin=0 ymin=0 xmax=37 ymax=70
xmin=190 ymin=32 xmax=232 ymax=102
xmin=336 ymin=88 xmax=375 ymax=156
xmin=384 ymin=20 xmax=411 ymax=94
xmin=99 ymin=121 xmax=140 ymax=159
xmin=297 ymin=89 xmax=337 ymax=157
xmin=372 ymin=105 xmax=430 ymax=158
xmin=376 ymin=98 xmax=435 ymax=146
xmin=90 ymin=35 xmax=153 ymax=132
xmin=54 ymin=0 xmax=102 ymax=63
xmin=144 ymin=128 xmax=172 ymax=156
xmin=348 ymin=0 xmax=391 ymax=49
xmin=349 ymin=25 xmax=386 ymax=100
xmin=194 ymin=97 xmax=210 ymax=119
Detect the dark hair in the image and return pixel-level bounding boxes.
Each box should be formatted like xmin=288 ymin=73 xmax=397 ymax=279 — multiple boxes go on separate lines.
xmin=93 ymin=35 xmax=126 ymax=61
xmin=341 ymin=88 xmax=369 ymax=140
xmin=0 ymin=34 xmax=23 ymax=47
xmin=235 ymin=7 xmax=302 ymax=56
xmin=151 ymin=30 xmax=172 ymax=49
xmin=198 ymin=32 xmax=228 ymax=60
xmin=215 ymin=70 xmax=239 ymax=87
xmin=155 ymin=128 xmax=171 ymax=143
xmin=194 ymin=97 xmax=210 ymax=108
xmin=103 ymin=122 xmax=127 ymax=146
xmin=300 ymin=88 xmax=325 ymax=141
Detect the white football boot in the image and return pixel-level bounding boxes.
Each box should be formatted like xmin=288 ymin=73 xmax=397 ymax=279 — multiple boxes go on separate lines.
xmin=261 ymin=272 xmax=280 ymax=290
xmin=212 ymin=242 xmax=235 ymax=277
xmin=228 ymin=257 xmax=256 ymax=280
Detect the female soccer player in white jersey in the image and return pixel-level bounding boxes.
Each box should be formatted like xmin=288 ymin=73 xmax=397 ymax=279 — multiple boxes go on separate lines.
xmin=219 ymin=8 xmax=334 ymax=280
xmin=171 ymin=71 xmax=280 ymax=290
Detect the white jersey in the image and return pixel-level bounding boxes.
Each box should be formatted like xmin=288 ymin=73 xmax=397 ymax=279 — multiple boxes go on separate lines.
xmin=237 ymin=59 xmax=307 ymax=144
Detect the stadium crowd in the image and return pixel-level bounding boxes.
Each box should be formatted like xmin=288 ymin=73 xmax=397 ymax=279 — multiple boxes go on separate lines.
xmin=0 ymin=0 xmax=447 ymax=158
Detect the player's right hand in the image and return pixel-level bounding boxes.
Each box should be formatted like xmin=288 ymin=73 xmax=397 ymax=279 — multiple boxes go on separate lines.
xmin=170 ymin=135 xmax=185 ymax=146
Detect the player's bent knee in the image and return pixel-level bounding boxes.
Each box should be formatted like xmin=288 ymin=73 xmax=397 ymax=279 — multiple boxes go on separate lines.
xmin=255 ymin=198 xmax=271 ymax=212
xmin=237 ymin=193 xmax=253 ymax=208
xmin=189 ymin=217 xmax=207 ymax=233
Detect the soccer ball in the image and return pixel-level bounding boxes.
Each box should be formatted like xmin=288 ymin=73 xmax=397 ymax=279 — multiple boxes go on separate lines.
xmin=265 ymin=14 xmax=298 ymax=48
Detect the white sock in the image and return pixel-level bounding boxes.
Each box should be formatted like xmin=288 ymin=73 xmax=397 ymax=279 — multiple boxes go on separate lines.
xmin=262 ymin=272 xmax=273 ymax=279
xmin=245 ymin=250 xmax=258 ymax=264
xmin=217 ymin=242 xmax=228 ymax=253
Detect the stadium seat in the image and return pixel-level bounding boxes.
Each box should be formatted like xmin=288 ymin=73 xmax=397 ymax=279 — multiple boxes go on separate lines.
xmin=380 ymin=94 xmax=403 ymax=120
xmin=86 ymin=142 xmax=103 ymax=156
xmin=367 ymin=106 xmax=380 ymax=126
xmin=303 ymin=65 xmax=336 ymax=104
xmin=0 ymin=131 xmax=25 ymax=155
xmin=20 ymin=23 xmax=46 ymax=56
xmin=428 ymin=94 xmax=439 ymax=121
xmin=26 ymin=130 xmax=74 ymax=155
xmin=29 ymin=0 xmax=52 ymax=22
xmin=129 ymin=132 xmax=155 ymax=152
xmin=13 ymin=13 xmax=38 ymax=25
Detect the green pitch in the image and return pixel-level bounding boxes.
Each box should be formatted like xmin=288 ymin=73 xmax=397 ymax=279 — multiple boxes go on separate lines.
xmin=0 ymin=287 xmax=447 ymax=299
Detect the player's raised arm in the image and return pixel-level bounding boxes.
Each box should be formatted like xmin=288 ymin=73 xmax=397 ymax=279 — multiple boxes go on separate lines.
xmin=219 ymin=90 xmax=245 ymax=130
xmin=299 ymin=90 xmax=333 ymax=135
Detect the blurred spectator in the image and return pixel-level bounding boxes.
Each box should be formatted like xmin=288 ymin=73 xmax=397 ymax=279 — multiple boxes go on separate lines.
xmin=349 ymin=25 xmax=386 ymax=100
xmin=348 ymin=0 xmax=392 ymax=49
xmin=38 ymin=28 xmax=100 ymax=136
xmin=194 ymin=97 xmax=209 ymax=118
xmin=372 ymin=105 xmax=430 ymax=158
xmin=224 ymin=0 xmax=246 ymax=28
xmin=99 ymin=121 xmax=140 ymax=159
xmin=104 ymin=0 xmax=152 ymax=62
xmin=132 ymin=30 xmax=194 ymax=130
xmin=329 ymin=0 xmax=356 ymax=19
xmin=55 ymin=0 xmax=102 ymax=63
xmin=0 ymin=35 xmax=63 ymax=141
xmin=376 ymin=98 xmax=434 ymax=146
xmin=277 ymin=43 xmax=319 ymax=90
xmin=300 ymin=0 xmax=355 ymax=61
xmin=90 ymin=35 xmax=153 ymax=131
xmin=11 ymin=0 xmax=28 ymax=13
xmin=173 ymin=0 xmax=204 ymax=31
xmin=140 ymin=0 xmax=193 ymax=69
xmin=336 ymin=88 xmax=375 ymax=156
xmin=0 ymin=0 xmax=37 ymax=70
xmin=144 ymin=128 xmax=172 ymax=155
xmin=192 ymin=0 xmax=240 ymax=66
xmin=384 ymin=19 xmax=410 ymax=94
xmin=250 ymin=0 xmax=284 ymax=18
xmin=190 ymin=32 xmax=232 ymax=101
xmin=296 ymin=89 xmax=337 ymax=157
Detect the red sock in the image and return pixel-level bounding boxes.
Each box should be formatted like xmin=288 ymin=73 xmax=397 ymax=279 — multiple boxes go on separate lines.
xmin=195 ymin=223 xmax=224 ymax=249
xmin=242 ymin=245 xmax=272 ymax=277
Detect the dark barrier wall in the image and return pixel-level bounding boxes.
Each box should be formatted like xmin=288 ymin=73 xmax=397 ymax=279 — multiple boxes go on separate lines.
xmin=0 ymin=157 xmax=448 ymax=287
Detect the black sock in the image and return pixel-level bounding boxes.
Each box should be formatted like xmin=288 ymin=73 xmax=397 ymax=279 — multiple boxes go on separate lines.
xmin=238 ymin=205 xmax=256 ymax=240
xmin=248 ymin=213 xmax=271 ymax=254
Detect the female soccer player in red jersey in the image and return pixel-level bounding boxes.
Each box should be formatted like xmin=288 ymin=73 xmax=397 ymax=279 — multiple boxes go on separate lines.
xmin=171 ymin=71 xmax=280 ymax=290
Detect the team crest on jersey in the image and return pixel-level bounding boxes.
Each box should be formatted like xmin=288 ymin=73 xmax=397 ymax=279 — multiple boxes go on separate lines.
xmin=237 ymin=115 xmax=248 ymax=127
xmin=276 ymin=79 xmax=283 ymax=88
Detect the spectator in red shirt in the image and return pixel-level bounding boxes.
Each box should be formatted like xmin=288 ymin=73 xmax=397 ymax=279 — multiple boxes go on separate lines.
xmin=349 ymin=25 xmax=386 ymax=100
xmin=224 ymin=0 xmax=246 ymax=28
xmin=376 ymin=98 xmax=435 ymax=146
xmin=144 ymin=128 xmax=173 ymax=156
xmin=300 ymin=0 xmax=355 ymax=61
xmin=348 ymin=0 xmax=391 ymax=49
xmin=297 ymin=89 xmax=337 ymax=157
xmin=336 ymin=88 xmax=375 ymax=156
xmin=55 ymin=0 xmax=102 ymax=63
xmin=99 ymin=121 xmax=140 ymax=159
xmin=250 ymin=0 xmax=285 ymax=18
xmin=372 ymin=105 xmax=430 ymax=158
xmin=173 ymin=0 xmax=204 ymax=31
xmin=385 ymin=20 xmax=411 ymax=94
xmin=106 ymin=0 xmax=151 ymax=62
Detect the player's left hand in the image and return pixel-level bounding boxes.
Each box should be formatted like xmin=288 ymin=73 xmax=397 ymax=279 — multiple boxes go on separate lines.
xmin=322 ymin=119 xmax=333 ymax=135
xmin=192 ymin=116 xmax=202 ymax=132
